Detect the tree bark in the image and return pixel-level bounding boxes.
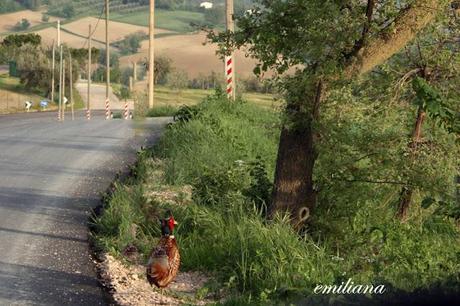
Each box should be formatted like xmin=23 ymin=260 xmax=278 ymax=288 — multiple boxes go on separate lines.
xmin=270 ymin=0 xmax=445 ymax=229
xmin=345 ymin=0 xmax=443 ymax=77
xmin=269 ymin=81 xmax=322 ymax=230
xmin=397 ymin=107 xmax=426 ymax=220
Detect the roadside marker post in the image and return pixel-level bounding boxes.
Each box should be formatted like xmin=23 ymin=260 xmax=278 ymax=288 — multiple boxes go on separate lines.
xmin=225 ymin=0 xmax=236 ymax=101
xmin=124 ymin=101 xmax=129 ymax=120
xmin=225 ymin=56 xmax=234 ymax=99
xmin=105 ymin=99 xmax=110 ymax=120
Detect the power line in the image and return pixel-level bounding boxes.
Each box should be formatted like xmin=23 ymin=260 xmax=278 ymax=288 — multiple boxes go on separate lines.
xmin=81 ymin=4 xmax=106 ymax=49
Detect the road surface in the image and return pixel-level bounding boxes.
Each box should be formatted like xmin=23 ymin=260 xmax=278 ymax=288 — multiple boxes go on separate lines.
xmin=0 ymin=111 xmax=169 ymax=305
xmin=75 ymin=82 xmax=134 ymax=110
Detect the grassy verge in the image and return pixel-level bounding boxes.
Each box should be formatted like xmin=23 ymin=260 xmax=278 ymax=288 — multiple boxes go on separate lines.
xmin=93 ymin=92 xmax=460 ymax=305
xmin=0 ymin=73 xmax=86 ymax=113
xmin=0 ymin=73 xmax=50 ymax=113
xmin=146 ymin=105 xmax=178 ymax=117
xmin=145 ymin=86 xmax=279 ymax=111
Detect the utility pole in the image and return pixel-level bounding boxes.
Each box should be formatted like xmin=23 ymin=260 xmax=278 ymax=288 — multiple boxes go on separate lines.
xmin=51 ymin=41 xmax=55 ymax=106
xmin=69 ymin=51 xmax=74 ymax=120
xmin=105 ymin=0 xmax=111 ymax=119
xmin=57 ymin=20 xmax=61 ymax=47
xmin=148 ymin=0 xmax=155 ymax=108
xmin=62 ymin=59 xmax=66 ymax=121
xmin=225 ymin=0 xmax=236 ymax=101
xmin=133 ymin=61 xmax=137 ymax=82
xmin=57 ymin=20 xmax=62 ymax=120
xmin=59 ymin=45 xmax=63 ymax=121
xmin=87 ymin=24 xmax=92 ymax=120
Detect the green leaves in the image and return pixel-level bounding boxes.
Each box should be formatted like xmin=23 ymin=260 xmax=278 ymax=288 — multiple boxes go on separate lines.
xmin=421 ymin=197 xmax=436 ymax=209
xmin=412 ymin=77 xmax=459 ymax=134
xmin=369 ymin=227 xmax=385 ymax=244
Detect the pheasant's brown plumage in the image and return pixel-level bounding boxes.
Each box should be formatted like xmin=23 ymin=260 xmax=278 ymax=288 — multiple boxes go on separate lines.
xmin=146 ymin=216 xmax=180 ymax=288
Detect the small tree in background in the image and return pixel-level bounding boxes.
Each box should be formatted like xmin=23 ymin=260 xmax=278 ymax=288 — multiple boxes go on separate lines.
xmin=167 ymin=70 xmax=189 ymax=102
xmin=142 ymin=55 xmax=172 ymax=85
xmin=13 ymin=19 xmax=31 ymax=31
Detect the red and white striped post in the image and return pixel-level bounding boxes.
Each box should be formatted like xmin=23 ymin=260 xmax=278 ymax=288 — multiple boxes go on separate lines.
xmin=124 ymin=101 xmax=129 ymax=120
xmin=86 ymin=109 xmax=91 ymax=120
xmin=105 ymin=98 xmax=110 ymax=120
xmin=225 ymin=55 xmax=234 ymax=100
xmin=225 ymin=0 xmax=235 ymax=101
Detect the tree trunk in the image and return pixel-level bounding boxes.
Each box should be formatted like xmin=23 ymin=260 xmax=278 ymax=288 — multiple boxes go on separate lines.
xmin=269 ymin=125 xmax=316 ymax=230
xmin=397 ymin=107 xmax=426 ymax=220
xmin=270 ymin=81 xmax=322 ymax=230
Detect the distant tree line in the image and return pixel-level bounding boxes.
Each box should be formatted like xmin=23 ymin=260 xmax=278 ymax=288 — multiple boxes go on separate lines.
xmin=0 ymin=0 xmax=24 ymax=14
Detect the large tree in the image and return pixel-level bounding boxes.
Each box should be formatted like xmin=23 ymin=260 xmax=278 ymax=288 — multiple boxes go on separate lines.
xmin=209 ymin=0 xmax=451 ymax=229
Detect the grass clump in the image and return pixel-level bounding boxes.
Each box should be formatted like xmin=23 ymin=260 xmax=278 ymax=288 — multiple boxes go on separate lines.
xmin=146 ymin=105 xmax=178 ymax=117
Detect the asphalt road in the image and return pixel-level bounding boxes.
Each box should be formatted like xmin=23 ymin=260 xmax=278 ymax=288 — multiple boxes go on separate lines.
xmin=0 ymin=111 xmax=169 ymax=305
xmin=75 ymin=82 xmax=134 ymax=110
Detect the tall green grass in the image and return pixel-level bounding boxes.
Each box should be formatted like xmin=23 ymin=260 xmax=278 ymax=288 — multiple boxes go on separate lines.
xmin=94 ymin=93 xmax=460 ymax=305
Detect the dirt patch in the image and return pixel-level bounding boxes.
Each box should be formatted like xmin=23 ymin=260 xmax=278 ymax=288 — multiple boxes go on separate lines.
xmin=97 ymin=254 xmax=211 ymax=306
xmin=119 ymin=32 xmax=260 ymax=78
xmin=0 ymin=9 xmax=57 ymax=34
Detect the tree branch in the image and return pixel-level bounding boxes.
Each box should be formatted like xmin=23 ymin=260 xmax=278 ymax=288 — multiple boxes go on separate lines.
xmin=345 ymin=0 xmax=446 ymax=78
xmin=332 ymin=177 xmax=413 ymax=186
xmin=348 ymin=0 xmax=375 ymax=59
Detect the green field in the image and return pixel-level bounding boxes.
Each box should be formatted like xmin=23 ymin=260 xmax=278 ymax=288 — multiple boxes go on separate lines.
xmin=111 ymin=10 xmax=205 ymax=33
xmin=151 ymin=86 xmax=279 ymax=109
xmin=0 ymin=73 xmax=44 ymax=97
xmin=0 ymin=74 xmax=85 ymax=113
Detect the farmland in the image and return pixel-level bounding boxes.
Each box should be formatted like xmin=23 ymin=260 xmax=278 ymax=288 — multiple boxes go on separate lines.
xmin=0 ymin=9 xmax=57 ymax=34
xmin=120 ymin=32 xmax=259 ymax=78
xmin=35 ymin=26 xmax=105 ymax=49
xmin=111 ymin=9 xmax=206 ymax=33
xmin=0 ymin=6 xmax=260 ymax=79
xmin=62 ymin=17 xmax=173 ymax=44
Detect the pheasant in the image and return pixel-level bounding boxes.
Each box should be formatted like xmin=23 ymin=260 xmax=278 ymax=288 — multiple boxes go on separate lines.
xmin=146 ymin=212 xmax=180 ymax=289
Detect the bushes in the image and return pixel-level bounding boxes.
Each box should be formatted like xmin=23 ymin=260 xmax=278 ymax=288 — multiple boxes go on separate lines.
xmin=13 ymin=19 xmax=31 ymax=32
xmin=146 ymin=105 xmax=178 ymax=117
xmin=116 ymin=32 xmax=146 ymax=55
xmin=153 ymin=94 xmax=280 ymax=185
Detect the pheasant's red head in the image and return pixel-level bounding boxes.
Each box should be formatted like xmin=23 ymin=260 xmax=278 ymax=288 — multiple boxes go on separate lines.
xmin=168 ymin=215 xmax=177 ymax=233
xmin=161 ymin=212 xmax=178 ymax=237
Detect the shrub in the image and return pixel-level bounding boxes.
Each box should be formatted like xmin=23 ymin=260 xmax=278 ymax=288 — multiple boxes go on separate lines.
xmin=146 ymin=105 xmax=178 ymax=117
xmin=13 ymin=19 xmax=31 ymax=31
